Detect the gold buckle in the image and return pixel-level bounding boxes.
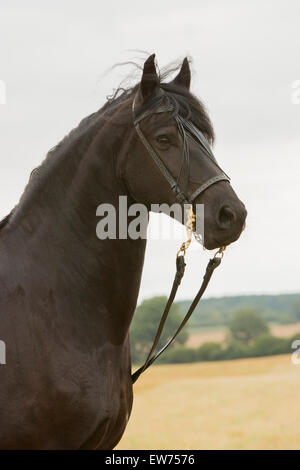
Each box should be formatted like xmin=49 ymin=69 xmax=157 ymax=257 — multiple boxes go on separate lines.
xmin=177 ymin=206 xmax=227 ymax=260
xmin=213 ymin=246 xmax=226 ymax=259
xmin=177 ymin=205 xmax=195 ymax=258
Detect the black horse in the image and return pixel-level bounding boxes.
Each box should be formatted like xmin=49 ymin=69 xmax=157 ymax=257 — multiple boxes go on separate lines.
xmin=0 ymin=55 xmax=246 ymax=449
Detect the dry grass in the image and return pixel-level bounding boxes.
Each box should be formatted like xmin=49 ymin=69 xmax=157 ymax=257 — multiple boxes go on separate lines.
xmin=187 ymin=328 xmax=226 ymax=347
xmin=271 ymin=322 xmax=300 ymax=338
xmin=187 ymin=322 xmax=300 ymax=347
xmin=117 ymin=354 xmax=300 ymax=450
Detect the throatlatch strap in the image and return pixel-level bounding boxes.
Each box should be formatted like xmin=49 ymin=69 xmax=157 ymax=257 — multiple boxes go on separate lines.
xmin=131 ymin=256 xmax=222 ymax=384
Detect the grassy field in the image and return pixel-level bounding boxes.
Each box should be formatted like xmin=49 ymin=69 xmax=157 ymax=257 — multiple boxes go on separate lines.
xmin=117 ymin=354 xmax=300 ymax=450
xmin=187 ymin=322 xmax=300 ymax=347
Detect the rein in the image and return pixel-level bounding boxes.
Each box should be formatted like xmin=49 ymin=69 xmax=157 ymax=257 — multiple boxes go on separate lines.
xmin=131 ymin=94 xmax=229 ymax=384
xmin=131 ymin=216 xmax=226 ymax=384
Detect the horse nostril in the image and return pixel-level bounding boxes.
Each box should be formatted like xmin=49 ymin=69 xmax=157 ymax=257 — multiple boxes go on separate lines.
xmin=216 ymin=205 xmax=236 ymax=230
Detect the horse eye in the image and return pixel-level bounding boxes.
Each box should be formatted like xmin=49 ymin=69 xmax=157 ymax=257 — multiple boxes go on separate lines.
xmin=156 ymin=135 xmax=170 ymax=145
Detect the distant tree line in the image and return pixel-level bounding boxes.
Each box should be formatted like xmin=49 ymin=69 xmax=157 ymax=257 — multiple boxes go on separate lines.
xmin=177 ymin=294 xmax=300 ymax=327
xmin=130 ymin=297 xmax=300 ymax=365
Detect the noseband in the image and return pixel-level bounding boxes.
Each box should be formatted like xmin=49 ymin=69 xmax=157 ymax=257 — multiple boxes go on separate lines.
xmin=131 ymin=93 xmax=229 ymax=384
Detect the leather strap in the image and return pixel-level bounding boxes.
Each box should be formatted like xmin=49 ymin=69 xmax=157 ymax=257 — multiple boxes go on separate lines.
xmin=131 ymin=255 xmax=222 ymax=384
xmin=189 ymin=174 xmax=230 ymax=202
xmin=134 ymin=121 xmax=189 ymax=204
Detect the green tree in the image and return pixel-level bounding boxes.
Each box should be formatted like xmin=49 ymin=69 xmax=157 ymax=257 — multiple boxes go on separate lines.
xmin=250 ymin=334 xmax=290 ymax=357
xmin=292 ymin=300 xmax=300 ymax=321
xmin=197 ymin=342 xmax=223 ymax=361
xmin=130 ymin=296 xmax=188 ymax=364
xmin=229 ymin=309 xmax=269 ymax=345
xmin=157 ymin=346 xmax=197 ymax=364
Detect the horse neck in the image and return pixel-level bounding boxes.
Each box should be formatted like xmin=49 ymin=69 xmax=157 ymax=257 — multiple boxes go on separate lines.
xmin=8 ymin=111 xmax=148 ymax=344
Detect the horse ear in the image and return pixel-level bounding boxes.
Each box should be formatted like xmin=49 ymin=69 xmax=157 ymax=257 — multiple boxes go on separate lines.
xmin=139 ymin=54 xmax=159 ymax=101
xmin=172 ymin=58 xmax=191 ymax=90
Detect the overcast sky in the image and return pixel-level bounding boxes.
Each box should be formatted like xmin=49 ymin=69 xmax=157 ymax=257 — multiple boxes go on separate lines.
xmin=0 ymin=0 xmax=299 ymax=302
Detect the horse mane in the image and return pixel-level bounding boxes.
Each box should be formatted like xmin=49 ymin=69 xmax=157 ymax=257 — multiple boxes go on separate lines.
xmin=0 ymin=57 xmax=215 ymax=231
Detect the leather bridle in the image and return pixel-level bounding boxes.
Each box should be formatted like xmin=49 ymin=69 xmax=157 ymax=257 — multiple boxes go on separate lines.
xmin=132 ymin=94 xmax=230 ymax=205
xmin=131 ymin=93 xmax=230 ymax=384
